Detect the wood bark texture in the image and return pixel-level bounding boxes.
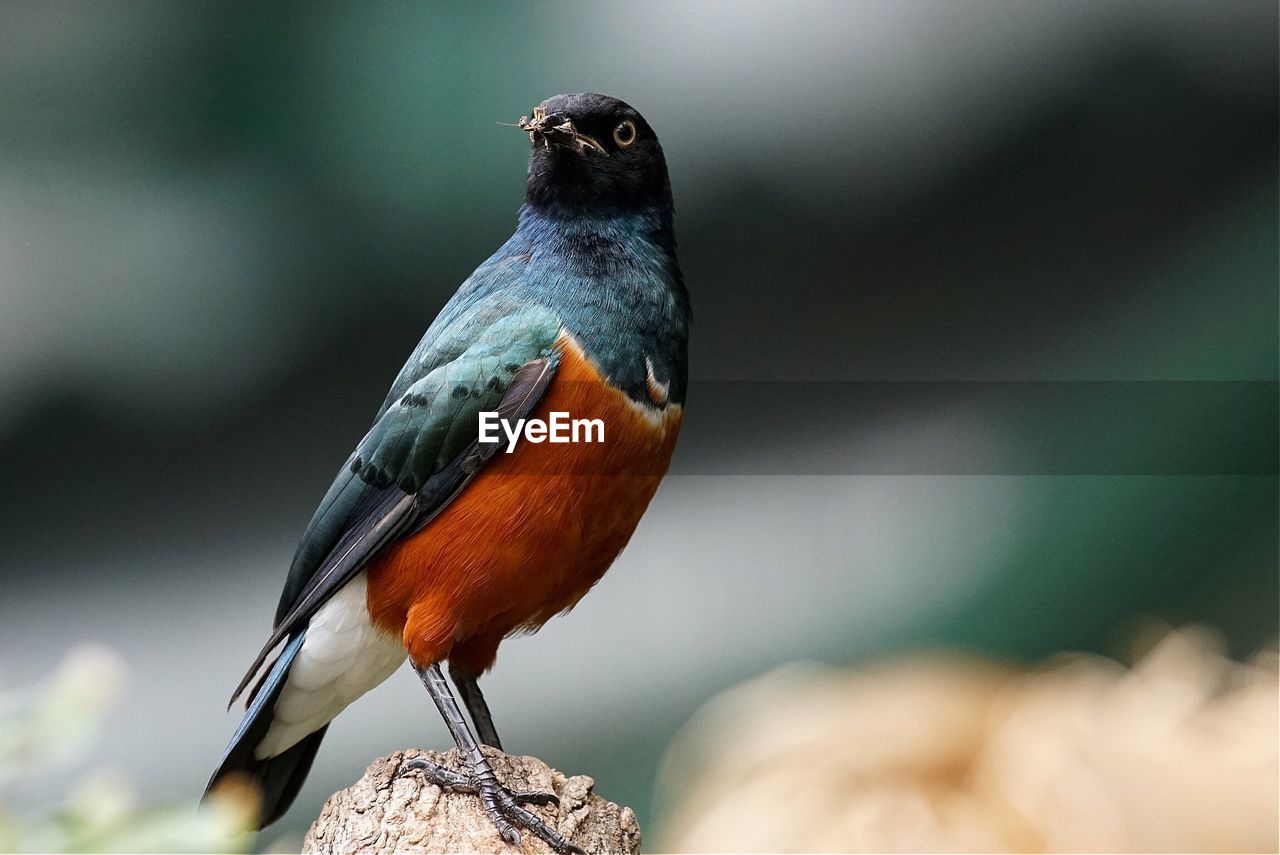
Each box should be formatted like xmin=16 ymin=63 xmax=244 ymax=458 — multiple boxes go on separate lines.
xmin=303 ymin=748 xmax=641 ymax=854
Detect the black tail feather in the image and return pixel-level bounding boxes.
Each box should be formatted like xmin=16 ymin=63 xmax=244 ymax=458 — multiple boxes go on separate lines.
xmin=204 ymin=633 xmax=326 ymax=829
xmin=245 ymin=726 xmax=328 ymax=827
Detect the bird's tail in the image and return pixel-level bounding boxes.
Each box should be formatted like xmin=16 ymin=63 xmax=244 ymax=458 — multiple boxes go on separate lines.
xmin=203 ymin=633 xmax=327 ymax=829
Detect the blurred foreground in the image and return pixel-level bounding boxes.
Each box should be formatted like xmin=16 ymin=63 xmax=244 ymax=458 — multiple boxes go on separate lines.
xmin=656 ymin=627 xmax=1278 ymax=853
xmin=2 ymin=629 xmax=1277 ymax=853
xmin=0 ymin=645 xmax=256 ymax=853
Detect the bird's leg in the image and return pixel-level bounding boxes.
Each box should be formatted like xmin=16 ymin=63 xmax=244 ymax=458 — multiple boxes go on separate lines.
xmin=401 ymin=665 xmax=551 ymax=804
xmin=449 ymin=660 xmax=503 ymax=750
xmin=402 ymin=663 xmax=583 ymax=855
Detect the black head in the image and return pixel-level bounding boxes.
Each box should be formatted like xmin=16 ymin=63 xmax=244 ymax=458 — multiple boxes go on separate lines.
xmin=519 ymin=93 xmax=671 ymax=214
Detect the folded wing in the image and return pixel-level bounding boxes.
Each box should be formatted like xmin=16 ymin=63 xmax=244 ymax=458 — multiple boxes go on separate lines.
xmin=230 ymin=303 xmax=563 ymax=706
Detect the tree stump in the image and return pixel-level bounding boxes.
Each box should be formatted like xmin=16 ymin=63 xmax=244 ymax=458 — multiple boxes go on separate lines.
xmin=303 ymin=749 xmax=642 ymax=854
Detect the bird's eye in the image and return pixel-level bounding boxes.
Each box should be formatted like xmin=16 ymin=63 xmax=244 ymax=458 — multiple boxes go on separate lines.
xmin=612 ymin=120 xmax=637 ymax=148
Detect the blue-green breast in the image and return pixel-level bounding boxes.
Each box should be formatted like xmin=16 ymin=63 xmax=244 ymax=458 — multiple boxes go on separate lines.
xmin=396 ymin=203 xmax=689 ymax=412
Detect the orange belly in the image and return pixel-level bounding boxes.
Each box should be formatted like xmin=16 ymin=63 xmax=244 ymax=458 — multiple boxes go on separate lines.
xmin=365 ymin=333 xmax=682 ymax=671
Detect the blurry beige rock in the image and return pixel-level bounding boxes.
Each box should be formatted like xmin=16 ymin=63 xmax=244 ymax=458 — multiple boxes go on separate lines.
xmin=304 ymin=749 xmax=640 ymax=855
xmin=656 ymin=627 xmax=1278 ymax=853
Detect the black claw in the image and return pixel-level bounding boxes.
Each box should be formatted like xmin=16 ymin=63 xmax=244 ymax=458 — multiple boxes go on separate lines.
xmin=401 ymin=757 xmax=476 ymax=793
xmin=501 ymin=797 xmax=585 ymax=855
xmin=514 ymin=789 xmax=560 ymax=807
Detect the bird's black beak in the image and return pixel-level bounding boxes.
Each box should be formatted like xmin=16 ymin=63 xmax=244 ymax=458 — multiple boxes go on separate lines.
xmin=517 ymin=106 xmax=607 ymax=156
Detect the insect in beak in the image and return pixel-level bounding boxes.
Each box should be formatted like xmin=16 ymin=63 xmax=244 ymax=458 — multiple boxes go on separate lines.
xmin=517 ymin=106 xmax=607 ymax=156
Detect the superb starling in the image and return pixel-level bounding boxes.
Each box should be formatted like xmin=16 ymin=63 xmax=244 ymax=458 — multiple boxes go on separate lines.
xmin=206 ymin=93 xmax=688 ymax=853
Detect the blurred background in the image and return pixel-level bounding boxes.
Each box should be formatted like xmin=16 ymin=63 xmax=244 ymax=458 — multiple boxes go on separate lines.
xmin=0 ymin=0 xmax=1275 ymax=851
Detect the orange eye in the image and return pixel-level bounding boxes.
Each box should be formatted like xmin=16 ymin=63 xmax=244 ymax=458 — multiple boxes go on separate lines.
xmin=612 ymin=120 xmax=637 ymax=148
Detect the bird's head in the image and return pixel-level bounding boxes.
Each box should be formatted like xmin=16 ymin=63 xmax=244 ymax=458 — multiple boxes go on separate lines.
xmin=518 ymin=93 xmax=671 ymax=214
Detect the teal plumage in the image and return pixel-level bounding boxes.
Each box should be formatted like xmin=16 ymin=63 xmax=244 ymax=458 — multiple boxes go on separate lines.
xmin=403 ymin=202 xmax=688 ymax=410
xmin=274 ymin=304 xmax=563 ymax=622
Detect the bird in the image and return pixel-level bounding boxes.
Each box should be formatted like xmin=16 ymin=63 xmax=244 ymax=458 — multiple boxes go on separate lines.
xmin=204 ymin=93 xmax=689 ymax=854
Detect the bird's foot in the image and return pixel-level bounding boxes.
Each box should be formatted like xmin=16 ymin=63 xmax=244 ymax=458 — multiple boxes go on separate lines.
xmin=402 ymin=756 xmax=558 ymax=805
xmin=402 ymin=756 xmax=581 ymax=854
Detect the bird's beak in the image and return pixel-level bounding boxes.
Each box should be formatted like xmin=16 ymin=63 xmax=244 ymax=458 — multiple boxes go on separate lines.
xmin=517 ymin=106 xmax=607 ymax=156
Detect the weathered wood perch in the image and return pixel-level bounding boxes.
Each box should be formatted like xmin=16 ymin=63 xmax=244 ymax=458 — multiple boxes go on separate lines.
xmin=303 ymin=748 xmax=642 ymax=854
